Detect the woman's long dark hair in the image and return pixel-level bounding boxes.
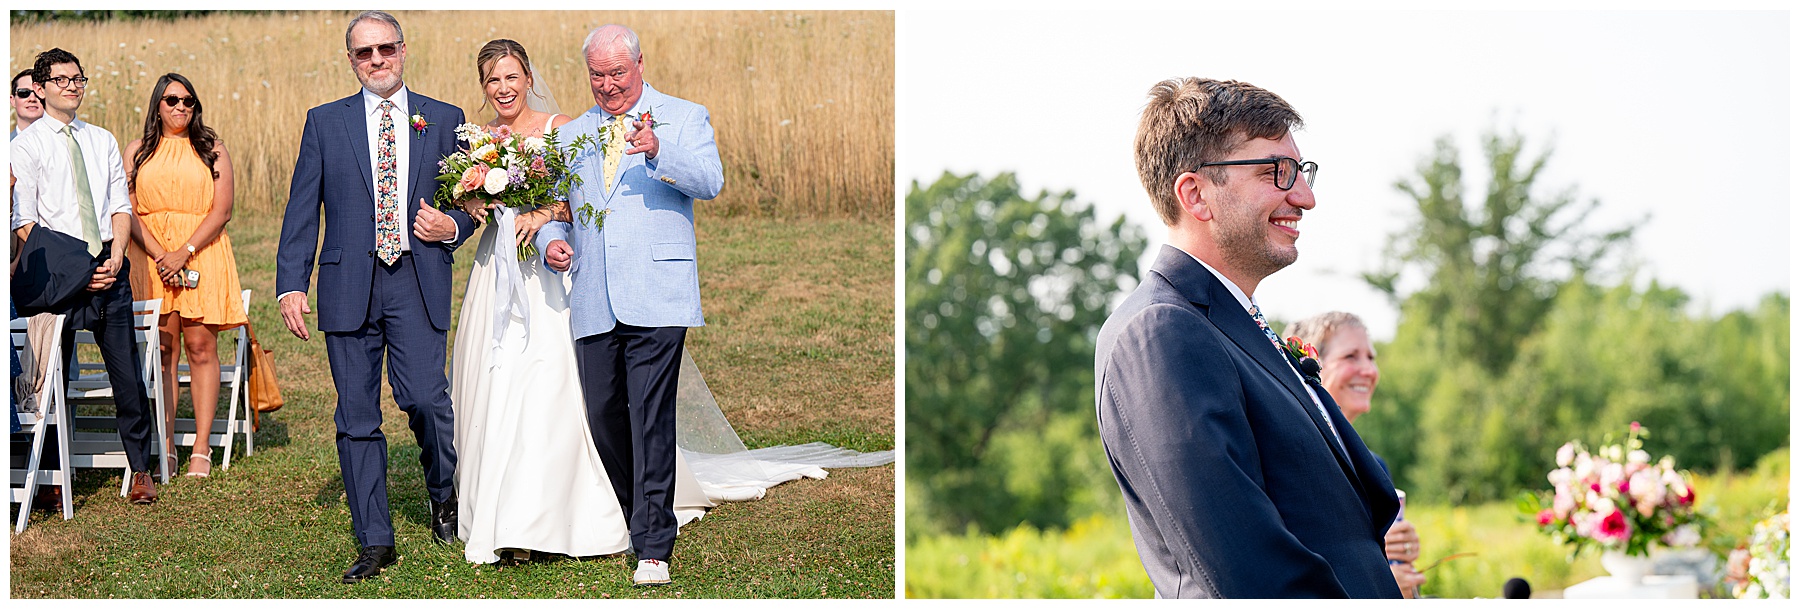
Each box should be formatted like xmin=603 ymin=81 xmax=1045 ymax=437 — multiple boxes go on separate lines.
xmin=129 ymin=72 xmax=219 ymax=193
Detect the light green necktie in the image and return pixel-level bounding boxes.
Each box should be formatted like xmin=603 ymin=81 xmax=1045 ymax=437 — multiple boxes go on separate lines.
xmin=62 ymin=124 xmax=102 ymax=256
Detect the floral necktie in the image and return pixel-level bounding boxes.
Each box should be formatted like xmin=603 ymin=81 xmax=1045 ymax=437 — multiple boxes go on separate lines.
xmin=1250 ymin=303 xmax=1345 ymax=450
xmin=375 ymin=100 xmax=401 ymax=265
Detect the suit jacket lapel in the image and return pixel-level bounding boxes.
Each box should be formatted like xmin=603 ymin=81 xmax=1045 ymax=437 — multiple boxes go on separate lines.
xmin=341 ymin=95 xmax=375 ymax=207
xmin=407 ymin=97 xmax=434 ymax=218
xmin=1155 ymin=245 xmax=1360 ymax=482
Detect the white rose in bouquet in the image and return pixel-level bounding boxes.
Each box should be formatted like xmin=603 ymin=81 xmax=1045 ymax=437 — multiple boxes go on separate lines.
xmin=484 ymin=167 xmax=510 ymax=195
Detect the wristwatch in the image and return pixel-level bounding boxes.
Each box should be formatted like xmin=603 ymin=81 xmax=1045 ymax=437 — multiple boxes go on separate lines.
xmin=185 ymin=243 xmax=197 ymax=254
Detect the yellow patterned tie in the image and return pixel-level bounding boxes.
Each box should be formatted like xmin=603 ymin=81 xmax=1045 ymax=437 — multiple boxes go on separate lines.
xmin=603 ymin=115 xmax=626 ymax=191
xmin=62 ymin=125 xmax=102 ymax=256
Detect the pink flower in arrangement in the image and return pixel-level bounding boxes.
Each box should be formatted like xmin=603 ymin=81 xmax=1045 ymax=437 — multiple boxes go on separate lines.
xmin=1553 ymin=488 xmax=1575 ymax=520
xmin=1596 ymin=506 xmax=1632 ymax=543
xmin=494 ymin=124 xmax=512 ymax=139
xmin=1537 ymin=509 xmax=1556 ymax=527
xmin=458 ymin=165 xmax=486 ymax=195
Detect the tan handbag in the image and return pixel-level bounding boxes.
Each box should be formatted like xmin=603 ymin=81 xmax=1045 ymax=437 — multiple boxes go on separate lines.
xmin=244 ymin=321 xmax=283 ymax=427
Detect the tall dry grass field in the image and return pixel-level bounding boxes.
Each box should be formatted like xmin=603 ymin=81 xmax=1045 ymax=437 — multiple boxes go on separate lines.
xmin=10 ymin=10 xmax=893 ymax=219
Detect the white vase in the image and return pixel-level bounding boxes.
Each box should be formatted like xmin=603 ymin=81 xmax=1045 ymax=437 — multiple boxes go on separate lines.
xmin=1601 ymin=549 xmax=1653 ymax=584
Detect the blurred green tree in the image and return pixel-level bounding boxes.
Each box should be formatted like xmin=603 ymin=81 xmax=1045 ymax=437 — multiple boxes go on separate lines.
xmin=905 ymin=171 xmax=1145 ymax=535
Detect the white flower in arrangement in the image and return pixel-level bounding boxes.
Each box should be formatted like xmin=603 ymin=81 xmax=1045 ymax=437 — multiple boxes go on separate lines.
xmin=1663 ymin=524 xmax=1701 ymax=548
xmin=472 ymin=143 xmax=500 ymax=165
xmin=455 ymin=122 xmax=488 ymax=144
xmin=483 ymin=167 xmax=509 ymax=195
xmin=1627 ymin=449 xmax=1651 ymax=465
xmin=523 ymin=136 xmax=546 ymax=154
xmin=1556 ymin=442 xmax=1576 ymax=467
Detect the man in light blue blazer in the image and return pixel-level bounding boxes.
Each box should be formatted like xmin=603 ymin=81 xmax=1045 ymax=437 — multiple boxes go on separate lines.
xmin=538 ymin=24 xmax=723 ymax=587
xmin=275 ymin=11 xmax=475 ymax=584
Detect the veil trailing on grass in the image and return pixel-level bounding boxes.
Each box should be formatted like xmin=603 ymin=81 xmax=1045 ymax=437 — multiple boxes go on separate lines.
xmin=674 ymin=350 xmax=894 ymax=502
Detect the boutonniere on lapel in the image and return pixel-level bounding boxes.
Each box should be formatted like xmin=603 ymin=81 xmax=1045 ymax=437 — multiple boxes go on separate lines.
xmin=410 ymin=104 xmax=430 ymax=139
xmin=1283 ymin=337 xmax=1323 ymax=383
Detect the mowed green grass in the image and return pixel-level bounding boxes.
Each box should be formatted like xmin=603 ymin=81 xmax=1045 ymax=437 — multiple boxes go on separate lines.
xmin=905 ymin=451 xmax=1787 ymax=598
xmin=9 ymin=209 xmax=895 ymax=599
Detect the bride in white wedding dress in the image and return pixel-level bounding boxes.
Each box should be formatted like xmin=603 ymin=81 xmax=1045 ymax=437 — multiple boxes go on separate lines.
xmin=450 ymin=40 xmax=712 ymax=564
xmin=449 ymin=39 xmax=894 ymax=566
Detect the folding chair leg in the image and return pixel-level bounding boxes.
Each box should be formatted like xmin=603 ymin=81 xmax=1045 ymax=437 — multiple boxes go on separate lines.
xmin=15 ymin=419 xmax=49 ymax=534
xmin=56 ymin=403 xmax=73 ymax=520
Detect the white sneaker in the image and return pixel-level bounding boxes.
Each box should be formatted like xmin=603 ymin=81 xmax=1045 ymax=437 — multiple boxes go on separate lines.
xmin=633 ymin=559 xmax=671 ymax=586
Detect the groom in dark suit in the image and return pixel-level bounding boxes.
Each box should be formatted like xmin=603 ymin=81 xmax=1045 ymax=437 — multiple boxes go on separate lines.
xmin=1095 ymin=78 xmax=1402 ymax=598
xmin=276 ymin=10 xmax=474 ymax=584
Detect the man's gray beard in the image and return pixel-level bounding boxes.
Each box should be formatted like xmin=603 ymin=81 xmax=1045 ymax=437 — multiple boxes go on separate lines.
xmin=1213 ymin=193 xmax=1298 ymax=282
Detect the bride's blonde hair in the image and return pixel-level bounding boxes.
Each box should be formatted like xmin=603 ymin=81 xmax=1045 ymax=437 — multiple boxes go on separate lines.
xmin=475 ymin=39 xmax=536 ymax=117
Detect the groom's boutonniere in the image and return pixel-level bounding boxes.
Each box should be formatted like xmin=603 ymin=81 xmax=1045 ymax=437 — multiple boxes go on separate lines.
xmin=410 ymin=104 xmax=430 ymax=139
xmin=1283 ymin=337 xmax=1323 ymax=382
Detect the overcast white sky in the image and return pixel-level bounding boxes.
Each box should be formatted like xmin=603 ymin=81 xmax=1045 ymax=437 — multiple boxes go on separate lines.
xmin=899 ymin=9 xmax=1791 ymax=340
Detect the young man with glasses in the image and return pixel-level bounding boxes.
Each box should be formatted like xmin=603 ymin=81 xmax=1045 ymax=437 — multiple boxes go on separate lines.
xmin=11 ymin=48 xmax=162 ymax=505
xmin=1095 ymin=77 xmax=1402 ymax=598
xmin=11 ymin=69 xmax=45 ymax=139
xmin=276 ymin=10 xmax=474 ymax=584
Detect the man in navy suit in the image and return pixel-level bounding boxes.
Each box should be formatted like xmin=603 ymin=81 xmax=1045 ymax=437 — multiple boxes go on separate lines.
xmin=275 ymin=10 xmax=475 ymax=584
xmin=1095 ymin=78 xmax=1402 ymax=598
xmin=539 ymin=24 xmax=723 ymax=587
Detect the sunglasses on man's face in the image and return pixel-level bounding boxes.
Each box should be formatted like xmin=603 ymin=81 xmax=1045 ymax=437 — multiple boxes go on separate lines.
xmin=14 ymin=88 xmax=36 ymax=100
xmin=350 ymin=41 xmax=402 ymax=62
xmin=162 ymin=95 xmax=198 ymax=109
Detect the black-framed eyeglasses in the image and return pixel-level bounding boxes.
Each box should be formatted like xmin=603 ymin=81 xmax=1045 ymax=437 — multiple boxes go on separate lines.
xmin=41 ymin=76 xmax=89 ymax=89
xmin=14 ymin=88 xmax=35 ymax=99
xmin=1198 ymin=156 xmax=1318 ymax=190
xmin=350 ymin=40 xmax=403 ymax=62
xmin=162 ymin=95 xmax=198 ymax=109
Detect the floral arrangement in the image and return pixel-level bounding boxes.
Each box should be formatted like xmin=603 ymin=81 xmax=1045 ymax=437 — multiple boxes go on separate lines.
xmin=1727 ymin=509 xmax=1789 ymax=599
xmin=410 ymin=105 xmax=430 ymax=138
xmin=433 ymin=123 xmax=596 ymax=258
xmin=1281 ymin=337 xmax=1322 ymax=381
xmin=1526 ymin=422 xmax=1707 ymax=558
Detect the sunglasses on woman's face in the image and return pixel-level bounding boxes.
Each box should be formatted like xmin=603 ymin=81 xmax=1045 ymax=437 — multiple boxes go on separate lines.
xmin=14 ymin=88 xmax=35 ymax=99
xmin=162 ymin=95 xmax=198 ymax=109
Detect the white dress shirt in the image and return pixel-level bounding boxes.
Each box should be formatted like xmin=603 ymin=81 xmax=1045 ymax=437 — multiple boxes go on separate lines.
xmin=1183 ymin=250 xmax=1347 ymax=452
xmin=363 ymin=86 xmax=413 ymax=252
xmin=10 ymin=115 xmax=131 ymax=242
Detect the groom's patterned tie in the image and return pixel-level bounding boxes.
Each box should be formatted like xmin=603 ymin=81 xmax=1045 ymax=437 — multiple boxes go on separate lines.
xmin=375 ymin=100 xmax=401 ymax=265
xmin=1249 ymin=303 xmax=1346 ymax=451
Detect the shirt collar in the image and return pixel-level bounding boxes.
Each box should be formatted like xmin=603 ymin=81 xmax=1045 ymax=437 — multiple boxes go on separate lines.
xmin=1180 ymin=248 xmax=1257 ymax=313
xmin=35 ymin=113 xmax=76 ymax=134
xmin=362 ymin=85 xmax=410 ymax=116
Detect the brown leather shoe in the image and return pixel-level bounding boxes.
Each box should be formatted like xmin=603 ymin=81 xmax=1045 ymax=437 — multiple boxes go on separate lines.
xmin=127 ymin=471 xmax=158 ymax=505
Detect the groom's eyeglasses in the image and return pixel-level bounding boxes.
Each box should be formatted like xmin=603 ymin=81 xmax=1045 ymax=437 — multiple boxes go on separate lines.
xmin=1198 ymin=156 xmax=1319 ymax=190
xmin=350 ymin=40 xmax=403 ymax=62
xmin=162 ymin=95 xmax=198 ymax=109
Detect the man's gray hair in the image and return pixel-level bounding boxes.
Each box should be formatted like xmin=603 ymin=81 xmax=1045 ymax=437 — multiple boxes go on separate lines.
xmin=344 ymin=10 xmax=404 ymax=50
xmin=582 ymin=25 xmax=641 ymax=61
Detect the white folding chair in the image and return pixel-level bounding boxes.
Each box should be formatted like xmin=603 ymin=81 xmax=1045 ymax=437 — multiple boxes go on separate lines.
xmin=11 ymin=314 xmax=73 ymax=532
xmin=66 ymin=298 xmax=171 ymax=493
xmin=172 ymin=289 xmax=253 ymax=469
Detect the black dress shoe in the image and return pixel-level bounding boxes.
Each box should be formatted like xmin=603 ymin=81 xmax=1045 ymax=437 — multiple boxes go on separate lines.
xmin=430 ymin=495 xmax=458 ymax=545
xmin=342 ymin=545 xmax=398 ymax=584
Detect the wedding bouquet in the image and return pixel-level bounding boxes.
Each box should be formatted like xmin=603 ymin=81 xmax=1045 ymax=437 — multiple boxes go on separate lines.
xmin=433 ymin=123 xmax=596 ymax=259
xmin=1727 ymin=509 xmax=1789 ymax=599
xmin=1526 ymin=422 xmax=1707 ymax=558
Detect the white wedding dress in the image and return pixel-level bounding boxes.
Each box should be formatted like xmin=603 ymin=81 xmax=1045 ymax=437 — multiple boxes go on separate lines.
xmin=449 ymin=113 xmax=895 ymax=565
xmin=450 ymin=115 xmax=712 ymax=563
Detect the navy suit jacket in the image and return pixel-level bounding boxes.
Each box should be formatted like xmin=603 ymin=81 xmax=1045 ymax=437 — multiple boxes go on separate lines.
xmin=1095 ymin=245 xmax=1402 ymax=598
xmin=276 ymin=91 xmax=474 ymax=333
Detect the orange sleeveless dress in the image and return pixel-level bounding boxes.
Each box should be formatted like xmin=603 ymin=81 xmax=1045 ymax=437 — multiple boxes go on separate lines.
xmin=130 ymin=138 xmax=246 ymax=327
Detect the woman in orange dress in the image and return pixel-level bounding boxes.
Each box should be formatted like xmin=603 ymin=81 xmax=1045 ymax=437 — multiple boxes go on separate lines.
xmin=125 ymin=73 xmax=245 ymax=478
